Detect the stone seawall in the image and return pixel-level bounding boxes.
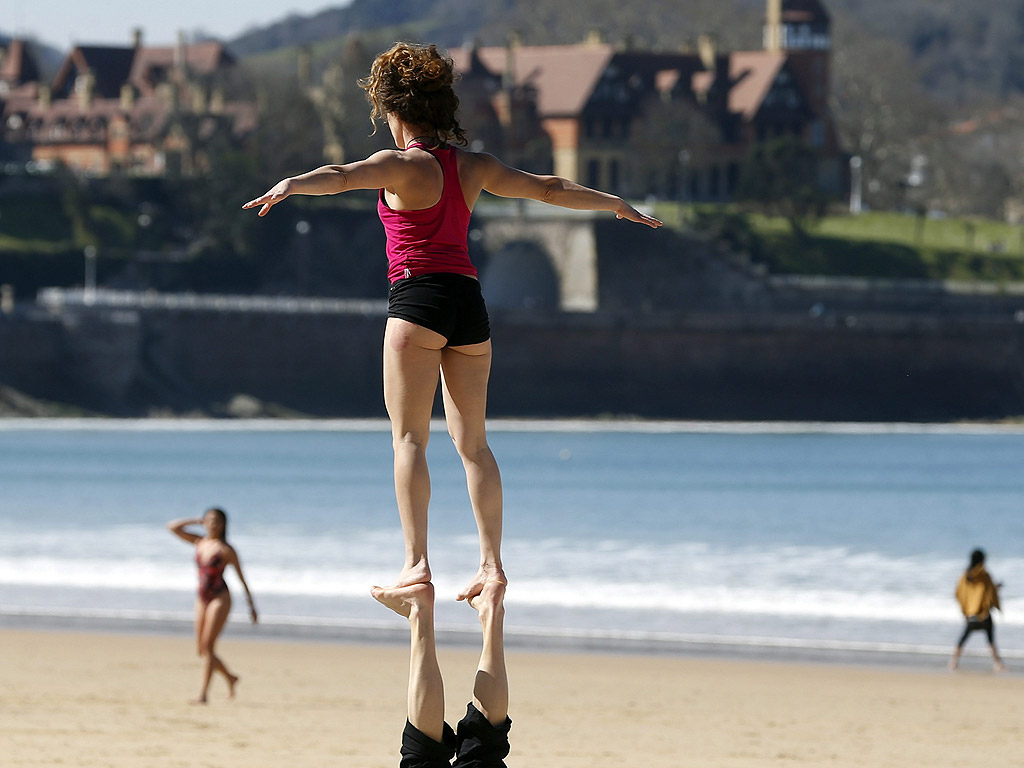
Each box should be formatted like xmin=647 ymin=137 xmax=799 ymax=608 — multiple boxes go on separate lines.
xmin=2 ymin=300 xmax=1023 ymax=421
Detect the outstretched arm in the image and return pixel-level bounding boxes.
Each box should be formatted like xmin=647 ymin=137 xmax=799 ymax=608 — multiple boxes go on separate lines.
xmin=167 ymin=518 xmax=203 ymax=544
xmin=242 ymin=150 xmax=410 ymax=217
xmin=226 ymin=546 xmax=258 ymax=624
xmin=474 ymin=153 xmax=662 ymax=228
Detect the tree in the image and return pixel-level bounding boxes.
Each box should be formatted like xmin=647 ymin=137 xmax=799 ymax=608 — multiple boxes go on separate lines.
xmin=735 ymin=136 xmax=831 ymax=237
xmin=313 ymin=35 xmax=389 ymax=164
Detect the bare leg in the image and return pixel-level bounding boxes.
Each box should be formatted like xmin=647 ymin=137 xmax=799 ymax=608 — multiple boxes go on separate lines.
xmin=193 ymin=594 xmax=236 ymax=703
xmin=466 ymin=580 xmax=509 ymax=725
xmin=990 ymin=643 xmax=1006 ymax=672
xmin=441 ymin=342 xmax=506 ymax=602
xmin=949 ymin=645 xmax=962 ymax=670
xmin=383 ymin=318 xmax=445 ymax=588
xmin=371 ymin=582 xmax=445 ymax=741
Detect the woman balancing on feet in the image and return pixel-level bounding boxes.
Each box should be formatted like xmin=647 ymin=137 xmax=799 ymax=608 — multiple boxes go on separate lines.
xmin=244 ymin=42 xmax=662 ymax=600
xmin=372 ymin=580 xmax=511 ymax=768
xmin=168 ymin=508 xmax=258 ymax=703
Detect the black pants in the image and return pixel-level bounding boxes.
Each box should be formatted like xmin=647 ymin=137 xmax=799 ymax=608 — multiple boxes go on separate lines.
xmin=400 ymin=703 xmax=512 ymax=768
xmin=957 ymin=614 xmax=995 ymax=647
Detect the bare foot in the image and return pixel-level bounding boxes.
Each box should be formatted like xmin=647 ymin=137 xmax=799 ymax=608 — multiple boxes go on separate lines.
xmin=371 ymin=582 xmax=435 ymax=618
xmin=467 ymin=579 xmax=506 ymax=618
xmin=994 ymin=661 xmax=1006 ymax=673
xmin=457 ymin=566 xmax=506 ymax=602
xmin=393 ymin=560 xmax=432 ymax=589
xmin=190 ymin=696 xmax=208 ymax=705
xmin=227 ymin=674 xmax=239 ymax=699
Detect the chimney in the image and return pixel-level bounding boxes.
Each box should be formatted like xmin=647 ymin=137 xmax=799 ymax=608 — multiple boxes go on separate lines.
xmin=765 ymin=0 xmax=783 ymax=51
xmin=38 ymin=83 xmax=51 ymax=109
xmin=698 ymin=34 xmax=716 ymax=70
xmin=75 ymin=73 xmax=95 ymax=110
xmin=174 ymin=31 xmax=188 ymax=79
xmin=209 ymin=85 xmax=224 ymax=114
xmin=132 ymin=28 xmax=143 ymax=48
xmin=120 ymin=83 xmax=135 ymax=110
xmin=503 ymin=31 xmax=520 ymax=91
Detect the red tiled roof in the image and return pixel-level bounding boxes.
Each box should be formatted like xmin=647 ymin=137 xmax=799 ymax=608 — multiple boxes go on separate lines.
xmin=693 ymin=51 xmax=787 ymax=121
xmin=129 ymin=42 xmax=232 ymax=86
xmin=728 ymin=51 xmax=786 ymax=119
xmin=452 ymin=44 xmax=616 ymax=117
xmin=52 ymin=46 xmax=137 ymax=98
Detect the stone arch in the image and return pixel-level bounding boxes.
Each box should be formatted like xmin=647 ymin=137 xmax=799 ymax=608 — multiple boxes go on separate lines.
xmin=479 ymin=240 xmax=559 ymax=310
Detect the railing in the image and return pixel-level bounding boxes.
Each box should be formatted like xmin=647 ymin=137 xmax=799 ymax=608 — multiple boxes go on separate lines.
xmin=37 ymin=288 xmax=388 ymax=315
xmin=767 ymin=273 xmax=1024 ymax=296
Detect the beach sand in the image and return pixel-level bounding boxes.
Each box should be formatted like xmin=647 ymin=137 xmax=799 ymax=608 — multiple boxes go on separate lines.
xmin=2 ymin=628 xmax=1023 ymax=767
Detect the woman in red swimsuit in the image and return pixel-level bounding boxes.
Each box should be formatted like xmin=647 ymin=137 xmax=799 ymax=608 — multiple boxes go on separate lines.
xmin=244 ymin=43 xmax=661 ymax=605
xmin=168 ymin=507 xmax=258 ymax=703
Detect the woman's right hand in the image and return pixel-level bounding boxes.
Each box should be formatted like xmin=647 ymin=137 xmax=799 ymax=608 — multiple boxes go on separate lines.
xmin=242 ymin=179 xmax=294 ymax=217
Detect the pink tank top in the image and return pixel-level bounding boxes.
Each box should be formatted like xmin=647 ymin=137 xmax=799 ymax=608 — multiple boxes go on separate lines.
xmin=377 ymin=142 xmax=476 ymax=284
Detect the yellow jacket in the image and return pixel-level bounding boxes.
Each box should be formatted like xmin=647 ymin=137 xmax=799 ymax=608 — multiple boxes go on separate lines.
xmin=956 ymin=565 xmax=1000 ymax=620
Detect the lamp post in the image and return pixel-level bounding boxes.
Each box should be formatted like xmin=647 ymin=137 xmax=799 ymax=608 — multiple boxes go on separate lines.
xmin=849 ymin=155 xmax=863 ymax=215
xmin=295 ymin=219 xmax=311 ymax=295
xmin=83 ymin=245 xmax=97 ymax=305
xmin=677 ymin=149 xmax=691 ymax=225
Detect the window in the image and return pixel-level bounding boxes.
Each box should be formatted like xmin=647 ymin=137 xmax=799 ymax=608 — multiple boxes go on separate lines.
xmin=709 ymin=165 xmax=721 ymax=198
xmin=586 ymin=159 xmax=601 ymax=188
xmin=810 ymin=120 xmax=825 ymax=148
xmin=727 ymin=163 xmax=739 ymax=195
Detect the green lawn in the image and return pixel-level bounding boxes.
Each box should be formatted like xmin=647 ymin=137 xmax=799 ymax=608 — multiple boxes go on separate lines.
xmin=654 ymin=203 xmax=1024 ymax=282
xmin=761 ymin=211 xmax=1024 ymax=257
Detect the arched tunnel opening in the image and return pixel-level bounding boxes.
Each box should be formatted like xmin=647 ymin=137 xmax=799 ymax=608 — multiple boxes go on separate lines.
xmin=479 ymin=240 xmax=559 ymax=310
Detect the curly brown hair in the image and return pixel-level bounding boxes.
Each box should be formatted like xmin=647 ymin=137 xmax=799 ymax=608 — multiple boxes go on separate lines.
xmin=358 ymin=42 xmax=467 ymax=145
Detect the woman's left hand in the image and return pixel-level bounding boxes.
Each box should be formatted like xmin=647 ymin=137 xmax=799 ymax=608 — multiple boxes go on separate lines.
xmin=615 ymin=202 xmax=663 ymax=228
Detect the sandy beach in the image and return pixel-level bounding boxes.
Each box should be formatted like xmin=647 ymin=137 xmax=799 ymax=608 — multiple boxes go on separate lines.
xmin=2 ymin=628 xmax=1023 ymax=767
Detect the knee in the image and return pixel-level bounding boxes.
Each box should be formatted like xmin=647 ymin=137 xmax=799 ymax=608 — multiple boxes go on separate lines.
xmin=393 ymin=430 xmax=430 ymax=455
xmin=450 ymin=432 xmax=492 ymax=465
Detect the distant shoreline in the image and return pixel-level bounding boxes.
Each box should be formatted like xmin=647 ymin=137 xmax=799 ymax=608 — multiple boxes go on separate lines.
xmin=2 ymin=415 xmax=1024 ymax=434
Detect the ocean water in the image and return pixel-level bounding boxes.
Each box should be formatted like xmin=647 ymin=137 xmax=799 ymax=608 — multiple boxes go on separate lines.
xmin=2 ymin=419 xmax=1023 ymax=664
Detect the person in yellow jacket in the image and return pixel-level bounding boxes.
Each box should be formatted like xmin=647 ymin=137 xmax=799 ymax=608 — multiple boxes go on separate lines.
xmin=950 ymin=548 xmax=1005 ymax=671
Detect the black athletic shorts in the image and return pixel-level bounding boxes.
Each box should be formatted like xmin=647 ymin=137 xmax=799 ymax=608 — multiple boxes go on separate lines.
xmin=388 ymin=273 xmax=490 ymax=347
xmin=957 ymin=614 xmax=995 ymax=647
xmin=400 ymin=703 xmax=512 ymax=768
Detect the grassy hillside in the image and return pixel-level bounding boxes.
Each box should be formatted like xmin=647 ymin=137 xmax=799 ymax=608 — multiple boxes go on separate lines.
xmin=696 ymin=207 xmax=1024 ymax=281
